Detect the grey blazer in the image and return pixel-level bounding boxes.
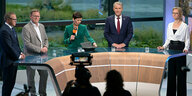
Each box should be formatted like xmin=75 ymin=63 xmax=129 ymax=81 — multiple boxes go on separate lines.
xmin=22 ymin=22 xmax=48 ymax=56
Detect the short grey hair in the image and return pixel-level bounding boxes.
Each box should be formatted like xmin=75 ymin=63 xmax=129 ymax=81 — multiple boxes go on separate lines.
xmin=4 ymin=12 xmax=15 ymax=21
xmin=113 ymin=1 xmax=123 ymax=8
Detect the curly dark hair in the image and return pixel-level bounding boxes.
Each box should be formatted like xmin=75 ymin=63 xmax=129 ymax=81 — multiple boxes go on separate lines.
xmin=105 ymin=70 xmax=124 ymax=92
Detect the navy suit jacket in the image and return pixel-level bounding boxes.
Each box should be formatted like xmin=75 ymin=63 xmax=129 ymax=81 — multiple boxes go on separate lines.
xmin=0 ymin=24 xmax=21 ymax=69
xmin=104 ymin=15 xmax=133 ymax=47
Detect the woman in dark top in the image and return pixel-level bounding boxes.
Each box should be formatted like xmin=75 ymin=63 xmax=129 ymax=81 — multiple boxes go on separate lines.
xmin=104 ymin=70 xmax=132 ymax=96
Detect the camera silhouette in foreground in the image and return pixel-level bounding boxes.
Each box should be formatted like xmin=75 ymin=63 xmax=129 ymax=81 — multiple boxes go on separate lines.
xmin=62 ymin=52 xmax=101 ymax=96
xmin=62 ymin=66 xmax=101 ymax=96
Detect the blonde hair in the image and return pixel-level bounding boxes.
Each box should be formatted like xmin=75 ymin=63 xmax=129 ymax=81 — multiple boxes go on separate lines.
xmin=113 ymin=1 xmax=123 ymax=8
xmin=172 ymin=7 xmax=183 ymax=21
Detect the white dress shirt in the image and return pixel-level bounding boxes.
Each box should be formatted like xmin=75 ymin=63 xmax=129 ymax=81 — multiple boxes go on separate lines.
xmin=5 ymin=22 xmax=13 ymax=29
xmin=163 ymin=22 xmax=191 ymax=50
xmin=31 ymin=21 xmax=43 ymax=48
xmin=115 ymin=15 xmax=122 ymax=29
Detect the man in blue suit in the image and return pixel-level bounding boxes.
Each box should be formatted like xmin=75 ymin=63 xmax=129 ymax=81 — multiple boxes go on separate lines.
xmin=0 ymin=12 xmax=25 ymax=96
xmin=104 ymin=1 xmax=133 ymax=48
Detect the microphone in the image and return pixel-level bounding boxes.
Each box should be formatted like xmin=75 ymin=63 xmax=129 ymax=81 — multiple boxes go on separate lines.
xmin=73 ymin=27 xmax=77 ymax=35
xmin=71 ymin=27 xmax=77 ymax=41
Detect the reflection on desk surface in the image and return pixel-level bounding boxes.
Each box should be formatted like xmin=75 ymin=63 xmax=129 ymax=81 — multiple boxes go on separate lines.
xmin=15 ymin=47 xmax=182 ymax=64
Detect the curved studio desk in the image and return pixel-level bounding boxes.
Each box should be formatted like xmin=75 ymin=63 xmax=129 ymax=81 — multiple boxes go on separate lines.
xmin=15 ymin=47 xmax=183 ymax=96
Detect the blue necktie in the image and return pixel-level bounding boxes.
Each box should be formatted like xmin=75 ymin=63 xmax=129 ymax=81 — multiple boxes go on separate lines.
xmin=12 ymin=28 xmax=16 ymax=38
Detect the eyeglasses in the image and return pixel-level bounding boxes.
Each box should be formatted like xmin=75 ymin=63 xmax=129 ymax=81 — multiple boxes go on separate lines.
xmin=9 ymin=17 xmax=17 ymax=21
xmin=172 ymin=12 xmax=179 ymax=15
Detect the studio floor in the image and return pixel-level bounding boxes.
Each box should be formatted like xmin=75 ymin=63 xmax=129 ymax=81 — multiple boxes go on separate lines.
xmin=0 ymin=70 xmax=192 ymax=96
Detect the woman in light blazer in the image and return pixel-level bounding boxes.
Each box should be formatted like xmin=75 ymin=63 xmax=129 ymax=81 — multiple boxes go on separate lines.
xmin=157 ymin=7 xmax=191 ymax=53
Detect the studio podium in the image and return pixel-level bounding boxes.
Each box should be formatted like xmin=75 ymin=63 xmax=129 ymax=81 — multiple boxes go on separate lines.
xmin=14 ymin=47 xmax=185 ymax=96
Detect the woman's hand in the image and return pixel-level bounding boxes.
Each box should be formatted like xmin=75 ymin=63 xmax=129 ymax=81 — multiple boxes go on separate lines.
xmin=93 ymin=42 xmax=97 ymax=47
xmin=183 ymin=49 xmax=188 ymax=53
xmin=157 ymin=46 xmax=164 ymax=50
xmin=70 ymin=35 xmax=75 ymax=41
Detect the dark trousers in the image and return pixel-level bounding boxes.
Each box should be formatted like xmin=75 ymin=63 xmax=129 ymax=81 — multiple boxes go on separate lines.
xmin=0 ymin=69 xmax=2 ymax=80
xmin=2 ymin=64 xmax=18 ymax=96
xmin=167 ymin=56 xmax=186 ymax=96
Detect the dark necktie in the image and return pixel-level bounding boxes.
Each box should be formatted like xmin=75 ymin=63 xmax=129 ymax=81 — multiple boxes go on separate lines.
xmin=12 ymin=28 xmax=16 ymax=38
xmin=117 ymin=16 xmax=120 ymax=34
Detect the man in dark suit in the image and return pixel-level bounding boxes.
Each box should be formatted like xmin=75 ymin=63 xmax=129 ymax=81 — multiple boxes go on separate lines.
xmin=104 ymin=1 xmax=133 ymax=48
xmin=0 ymin=12 xmax=25 ymax=96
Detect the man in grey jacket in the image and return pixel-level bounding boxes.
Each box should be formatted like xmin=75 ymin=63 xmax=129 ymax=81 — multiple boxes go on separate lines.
xmin=22 ymin=9 xmax=48 ymax=96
